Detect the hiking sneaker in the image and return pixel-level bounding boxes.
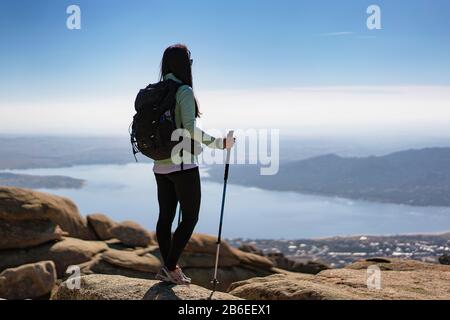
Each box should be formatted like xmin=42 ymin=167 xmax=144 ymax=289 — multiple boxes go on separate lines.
xmin=155 ymin=267 xmax=170 ymax=282
xmin=156 ymin=266 xmax=191 ymax=285
xmin=176 ymin=265 xmax=191 ymax=282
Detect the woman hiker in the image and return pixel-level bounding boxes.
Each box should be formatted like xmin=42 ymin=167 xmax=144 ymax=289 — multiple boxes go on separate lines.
xmin=153 ymin=44 xmax=235 ymax=285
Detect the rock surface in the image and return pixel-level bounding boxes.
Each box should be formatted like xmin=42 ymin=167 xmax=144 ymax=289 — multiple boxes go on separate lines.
xmin=0 ymin=186 xmax=94 ymax=240
xmin=0 ymin=219 xmax=63 ymax=250
xmin=52 ymin=274 xmax=241 ymax=300
xmin=110 ymin=221 xmax=154 ymax=247
xmin=233 ymin=249 xmax=274 ymax=269
xmin=0 ymin=188 xmax=277 ymax=295
xmin=178 ymin=251 xmax=240 ymax=268
xmin=87 ymin=213 xmax=117 ymax=240
xmin=100 ymin=249 xmax=161 ymax=273
xmin=3 ymin=187 xmax=449 ymax=300
xmin=229 ymin=258 xmax=450 ymax=300
xmin=185 ymin=233 xmax=273 ymax=268
xmin=183 ymin=265 xmax=274 ymax=292
xmin=185 ymin=233 xmax=235 ymax=256
xmin=0 ymin=261 xmax=57 ymax=300
xmin=266 ymin=252 xmax=329 ymax=274
xmin=0 ymin=237 xmax=108 ymax=277
xmin=80 ymin=242 xmax=276 ymax=291
xmin=345 ymin=257 xmax=450 ymax=271
xmin=290 ymin=261 xmax=329 ymax=274
xmin=238 ymin=244 xmax=264 ymax=256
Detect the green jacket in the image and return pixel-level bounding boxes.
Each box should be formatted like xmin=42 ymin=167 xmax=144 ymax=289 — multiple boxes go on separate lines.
xmin=154 ymin=73 xmax=224 ymax=166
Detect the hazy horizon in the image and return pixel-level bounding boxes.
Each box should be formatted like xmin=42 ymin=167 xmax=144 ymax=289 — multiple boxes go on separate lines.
xmin=2 ymin=85 xmax=450 ymax=137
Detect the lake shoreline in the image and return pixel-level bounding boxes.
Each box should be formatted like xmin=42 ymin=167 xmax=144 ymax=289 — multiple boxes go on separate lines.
xmin=0 ymin=172 xmax=85 ymax=190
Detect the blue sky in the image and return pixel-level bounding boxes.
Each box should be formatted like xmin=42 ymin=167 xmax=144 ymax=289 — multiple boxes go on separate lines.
xmin=1 ymin=0 xmax=450 ymax=135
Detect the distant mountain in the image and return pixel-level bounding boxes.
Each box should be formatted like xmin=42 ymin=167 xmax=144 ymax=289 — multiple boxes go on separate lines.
xmin=208 ymin=148 xmax=450 ymax=207
xmin=0 ymin=172 xmax=84 ymax=189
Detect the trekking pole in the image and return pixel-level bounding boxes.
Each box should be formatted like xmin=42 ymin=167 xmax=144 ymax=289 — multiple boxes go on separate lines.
xmin=177 ymin=205 xmax=182 ymax=226
xmin=210 ymin=130 xmax=234 ymax=296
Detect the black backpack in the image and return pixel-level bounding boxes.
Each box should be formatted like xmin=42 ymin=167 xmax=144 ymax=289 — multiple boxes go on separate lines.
xmin=130 ymin=80 xmax=183 ymax=161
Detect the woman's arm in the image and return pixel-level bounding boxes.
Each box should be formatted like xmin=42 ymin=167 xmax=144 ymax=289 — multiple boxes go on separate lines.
xmin=177 ymin=85 xmax=225 ymax=149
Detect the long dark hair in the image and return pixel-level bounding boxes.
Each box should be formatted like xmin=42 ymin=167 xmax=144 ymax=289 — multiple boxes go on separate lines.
xmin=160 ymin=44 xmax=200 ymax=118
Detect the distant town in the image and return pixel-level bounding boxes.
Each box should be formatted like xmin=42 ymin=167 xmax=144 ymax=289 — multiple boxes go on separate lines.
xmin=228 ymin=232 xmax=450 ymax=268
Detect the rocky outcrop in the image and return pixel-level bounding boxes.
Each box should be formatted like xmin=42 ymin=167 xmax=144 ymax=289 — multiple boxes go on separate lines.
xmin=0 ymin=219 xmax=63 ymax=250
xmin=185 ymin=233 xmax=273 ymax=268
xmin=182 ymin=233 xmax=230 ymax=255
xmin=230 ymin=273 xmax=353 ymax=300
xmin=0 ymin=186 xmax=95 ymax=240
xmin=0 ymin=261 xmax=57 ymax=300
xmin=78 ymin=238 xmax=275 ymax=292
xmin=238 ymin=247 xmax=329 ymax=275
xmin=86 ymin=213 xmax=117 ymax=240
xmin=266 ymin=252 xmax=329 ymax=274
xmin=289 ymin=260 xmax=329 ymax=274
xmin=0 ymin=186 xmax=277 ymax=294
xmin=291 ymin=261 xmax=329 ymax=274
xmin=178 ymin=251 xmax=240 ymax=268
xmin=183 ymin=266 xmax=273 ymax=292
xmin=229 ymin=258 xmax=450 ymax=300
xmin=52 ymin=274 xmax=241 ymax=300
xmin=233 ymin=249 xmax=274 ymax=269
xmin=110 ymin=221 xmax=154 ymax=247
xmin=101 ymin=249 xmax=161 ymax=273
xmin=238 ymin=243 xmax=264 ymax=256
xmin=345 ymin=257 xmax=450 ymax=272
xmin=0 ymin=237 xmax=108 ymax=277
xmin=4 ymin=187 xmax=448 ymax=300
xmin=173 ymin=233 xmax=274 ymax=291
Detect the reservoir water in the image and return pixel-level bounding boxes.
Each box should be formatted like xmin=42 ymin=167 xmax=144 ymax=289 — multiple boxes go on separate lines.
xmin=7 ymin=163 xmax=450 ymax=239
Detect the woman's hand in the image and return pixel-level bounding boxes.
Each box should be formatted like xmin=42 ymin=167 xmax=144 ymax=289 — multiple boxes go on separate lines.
xmin=224 ymin=137 xmax=236 ymax=149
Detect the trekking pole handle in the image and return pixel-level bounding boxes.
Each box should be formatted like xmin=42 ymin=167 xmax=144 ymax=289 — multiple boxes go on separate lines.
xmin=224 ymin=130 xmax=234 ymax=181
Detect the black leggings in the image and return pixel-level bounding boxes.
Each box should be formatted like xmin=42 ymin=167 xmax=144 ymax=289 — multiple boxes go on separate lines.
xmin=154 ymin=167 xmax=201 ymax=270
